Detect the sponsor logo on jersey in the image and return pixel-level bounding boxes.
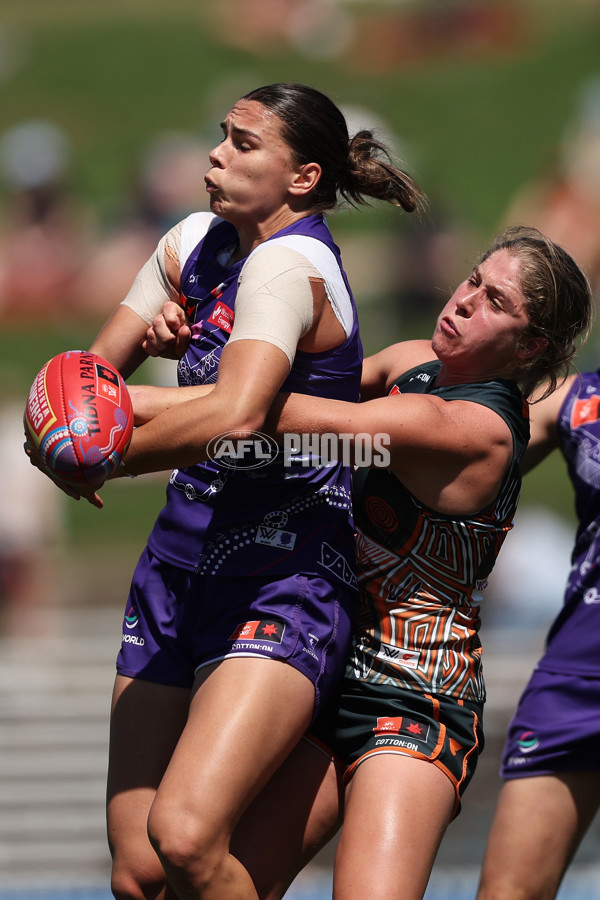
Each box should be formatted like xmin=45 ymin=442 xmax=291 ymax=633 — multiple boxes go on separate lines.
xmin=375 ymin=642 xmax=420 ymax=669
xmin=373 ymin=715 xmax=429 ymax=741
xmin=229 ymin=619 xmax=285 ymax=643
xmin=182 ymin=281 xmax=228 ymax=320
xmin=208 ymin=300 xmax=234 ymax=333
xmin=255 ymin=525 xmax=297 ymax=550
xmin=571 ymin=395 xmax=600 ymax=428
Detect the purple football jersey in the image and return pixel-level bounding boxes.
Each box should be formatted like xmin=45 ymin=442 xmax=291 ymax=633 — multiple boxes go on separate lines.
xmin=538 ymin=369 xmax=600 ymax=675
xmin=146 ymin=213 xmax=362 ymax=587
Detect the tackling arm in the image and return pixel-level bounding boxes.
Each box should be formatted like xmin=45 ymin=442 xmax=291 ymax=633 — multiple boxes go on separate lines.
xmin=267 ymin=387 xmax=514 ymax=515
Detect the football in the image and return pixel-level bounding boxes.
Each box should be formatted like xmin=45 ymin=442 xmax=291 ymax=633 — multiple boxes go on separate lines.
xmin=24 ymin=350 xmax=134 ymax=489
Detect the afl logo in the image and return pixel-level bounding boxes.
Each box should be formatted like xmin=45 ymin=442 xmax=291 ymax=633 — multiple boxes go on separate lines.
xmin=207 ymin=431 xmax=279 ymax=470
xmin=365 ymin=496 xmax=399 ymax=532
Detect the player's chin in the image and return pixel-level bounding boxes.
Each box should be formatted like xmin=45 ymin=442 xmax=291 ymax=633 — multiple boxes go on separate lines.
xmin=208 ymin=195 xmax=231 ymax=218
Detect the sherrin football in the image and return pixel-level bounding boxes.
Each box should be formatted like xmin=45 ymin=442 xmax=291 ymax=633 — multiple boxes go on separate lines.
xmin=24 ymin=350 xmax=134 ymax=489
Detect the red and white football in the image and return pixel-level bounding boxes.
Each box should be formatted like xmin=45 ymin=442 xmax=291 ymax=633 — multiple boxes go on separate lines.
xmin=24 ymin=350 xmax=134 ymax=489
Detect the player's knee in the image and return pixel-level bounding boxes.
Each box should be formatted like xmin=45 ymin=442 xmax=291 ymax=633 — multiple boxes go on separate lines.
xmin=110 ymin=831 xmax=167 ymax=900
xmin=147 ymin=799 xmax=224 ymax=887
xmin=111 ymin=863 xmax=166 ymax=900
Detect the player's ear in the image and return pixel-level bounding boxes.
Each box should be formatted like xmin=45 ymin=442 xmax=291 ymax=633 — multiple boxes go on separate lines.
xmin=516 ymin=336 xmax=548 ymax=361
xmin=289 ymin=162 xmax=321 ymax=197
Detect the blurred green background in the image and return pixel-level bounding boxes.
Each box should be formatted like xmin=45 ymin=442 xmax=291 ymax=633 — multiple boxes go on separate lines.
xmin=1 ymin=0 xmax=599 ymax=609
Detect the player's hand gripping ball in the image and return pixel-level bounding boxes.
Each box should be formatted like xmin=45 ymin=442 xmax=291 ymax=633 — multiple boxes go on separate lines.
xmin=24 ymin=350 xmax=133 ymax=490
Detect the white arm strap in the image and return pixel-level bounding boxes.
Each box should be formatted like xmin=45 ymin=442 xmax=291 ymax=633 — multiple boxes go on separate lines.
xmin=120 ymin=221 xmax=183 ymax=324
xmin=228 ymin=244 xmax=317 ymax=367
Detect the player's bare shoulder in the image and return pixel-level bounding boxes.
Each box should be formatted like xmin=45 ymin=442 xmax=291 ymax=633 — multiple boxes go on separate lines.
xmin=382 ymin=339 xmax=436 ymax=390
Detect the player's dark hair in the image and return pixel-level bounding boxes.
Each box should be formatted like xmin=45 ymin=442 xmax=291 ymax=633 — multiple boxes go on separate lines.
xmin=481 ymin=225 xmax=593 ymax=400
xmin=242 ymin=83 xmax=426 ymax=215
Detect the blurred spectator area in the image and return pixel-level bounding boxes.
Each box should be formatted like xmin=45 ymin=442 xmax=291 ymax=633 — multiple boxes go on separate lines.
xmin=0 ymin=120 xmax=92 ymax=321
xmin=207 ymin=0 xmax=527 ymax=67
xmin=0 ymin=397 xmax=65 ymax=635
xmin=501 ymin=74 xmax=600 ymax=302
xmin=0 ymin=120 xmax=210 ymax=323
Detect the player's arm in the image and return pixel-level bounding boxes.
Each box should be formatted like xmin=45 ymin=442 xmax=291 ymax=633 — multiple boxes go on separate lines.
xmin=127 ymin=382 xmax=214 ymax=426
xmin=90 ymin=305 xmax=151 ymax=379
xmin=90 ymin=223 xmax=183 ymax=377
xmin=360 ymin=340 xmax=436 ymax=400
xmin=268 ymin=385 xmax=513 ymax=512
xmin=521 ymin=374 xmax=576 ymax=474
xmin=121 ymin=340 xmax=289 ymax=473
xmin=118 ymin=246 xmax=315 ymax=473
xmin=127 ymin=241 xmax=321 ymax=429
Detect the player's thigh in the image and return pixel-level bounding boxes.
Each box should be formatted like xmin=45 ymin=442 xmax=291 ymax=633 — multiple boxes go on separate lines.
xmin=107 ymin=674 xmax=191 ymax=858
xmin=334 ymin=754 xmax=455 ymax=900
xmin=232 ymin=736 xmax=344 ymax=900
xmin=478 ymin=772 xmax=600 ymax=900
xmin=150 ymin=658 xmax=316 ymax=847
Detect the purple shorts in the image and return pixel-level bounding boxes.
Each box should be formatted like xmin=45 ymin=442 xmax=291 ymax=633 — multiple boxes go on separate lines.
xmin=500 ymin=667 xmax=600 ymax=779
xmin=116 ymin=547 xmax=356 ymax=718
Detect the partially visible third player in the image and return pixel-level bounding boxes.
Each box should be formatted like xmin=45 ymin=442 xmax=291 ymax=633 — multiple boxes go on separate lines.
xmin=477 ymin=367 xmax=600 ymax=900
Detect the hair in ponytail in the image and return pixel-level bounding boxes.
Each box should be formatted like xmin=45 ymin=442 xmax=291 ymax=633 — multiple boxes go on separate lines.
xmin=242 ymin=83 xmax=426 ymax=215
xmin=342 ymin=129 xmax=424 ymax=212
